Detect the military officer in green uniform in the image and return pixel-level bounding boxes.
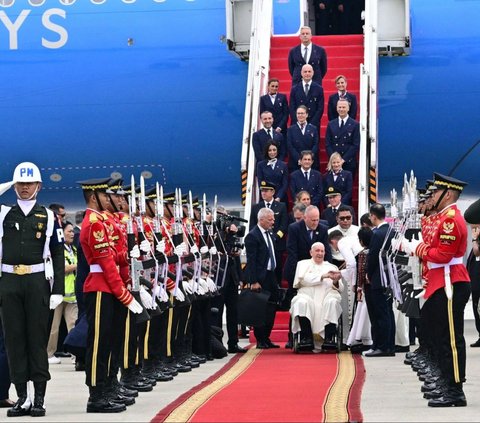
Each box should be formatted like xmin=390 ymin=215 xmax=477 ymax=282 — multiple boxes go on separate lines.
xmin=0 ymin=162 xmax=65 ymax=417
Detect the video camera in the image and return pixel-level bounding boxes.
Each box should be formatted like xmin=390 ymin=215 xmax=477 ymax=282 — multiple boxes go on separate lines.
xmin=216 ymin=211 xmax=247 ymax=255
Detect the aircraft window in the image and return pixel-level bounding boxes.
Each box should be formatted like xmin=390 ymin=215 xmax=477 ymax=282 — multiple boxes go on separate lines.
xmin=90 ymin=0 xmax=106 ymax=4
xmin=0 ymin=0 xmax=15 ymax=6
xmin=28 ymin=0 xmax=45 ymax=5
xmin=59 ymin=0 xmax=77 ymax=5
xmin=122 ymin=0 xmax=137 ymax=3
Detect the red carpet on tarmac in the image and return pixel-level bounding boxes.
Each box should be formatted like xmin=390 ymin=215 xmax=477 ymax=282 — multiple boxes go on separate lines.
xmin=153 ymin=348 xmax=365 ymax=423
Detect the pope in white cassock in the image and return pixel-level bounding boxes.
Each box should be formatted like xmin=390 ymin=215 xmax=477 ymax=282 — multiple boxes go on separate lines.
xmin=290 ymin=242 xmax=343 ymax=350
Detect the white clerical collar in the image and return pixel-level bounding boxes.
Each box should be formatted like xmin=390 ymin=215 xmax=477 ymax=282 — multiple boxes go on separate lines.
xmin=17 ymin=199 xmax=36 ymax=216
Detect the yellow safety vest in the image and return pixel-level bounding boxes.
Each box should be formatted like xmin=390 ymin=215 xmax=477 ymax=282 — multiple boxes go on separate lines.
xmin=64 ymin=245 xmax=77 ymax=303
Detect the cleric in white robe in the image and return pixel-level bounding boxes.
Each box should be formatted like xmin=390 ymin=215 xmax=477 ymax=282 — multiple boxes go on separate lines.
xmin=290 ymin=242 xmax=343 ymax=349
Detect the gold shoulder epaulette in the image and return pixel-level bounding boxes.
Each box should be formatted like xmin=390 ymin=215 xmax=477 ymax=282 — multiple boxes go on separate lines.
xmin=89 ymin=213 xmax=99 ymax=223
xmin=447 ymin=209 xmax=456 ymax=218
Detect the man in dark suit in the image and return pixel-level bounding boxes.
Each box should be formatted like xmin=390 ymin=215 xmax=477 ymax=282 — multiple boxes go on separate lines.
xmin=244 ymin=208 xmax=279 ymax=349
xmin=289 ymin=151 xmax=324 ymax=207
xmin=283 ymin=205 xmax=332 ymax=348
xmin=250 ymin=181 xmax=288 ymax=285
xmin=321 ymin=187 xmax=355 ymax=228
xmin=288 ymin=26 xmax=327 ymax=86
xmin=325 ymin=99 xmax=360 ymax=174
xmin=327 ymin=75 xmax=358 ymax=121
xmin=364 ymin=203 xmax=396 ymax=357
xmin=289 ymin=64 xmax=324 ymax=130
xmin=284 ymin=205 xmax=333 ymax=290
xmin=287 ymin=105 xmax=319 ymax=172
xmin=252 ymin=111 xmax=286 ymax=162
xmin=259 ymin=78 xmax=289 ymax=135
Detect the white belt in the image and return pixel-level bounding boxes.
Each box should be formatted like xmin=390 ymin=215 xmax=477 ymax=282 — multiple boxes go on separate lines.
xmin=1 ymin=263 xmax=45 ymax=275
xmin=429 ymin=257 xmax=463 ymax=269
xmin=90 ymin=264 xmax=103 ymax=273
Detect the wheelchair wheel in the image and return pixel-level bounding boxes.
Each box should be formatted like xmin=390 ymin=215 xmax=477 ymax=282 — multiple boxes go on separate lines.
xmin=293 ymin=335 xmax=299 ymax=353
xmin=336 ymin=315 xmax=343 ymax=353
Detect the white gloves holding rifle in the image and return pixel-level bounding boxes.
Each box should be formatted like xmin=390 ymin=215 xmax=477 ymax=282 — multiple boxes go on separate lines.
xmin=49 ymin=295 xmax=63 ymax=310
xmin=127 ymin=298 xmax=143 ymax=314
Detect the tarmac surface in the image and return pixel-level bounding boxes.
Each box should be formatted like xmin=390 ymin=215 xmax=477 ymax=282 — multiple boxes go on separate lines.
xmin=1 ymin=320 xmax=479 ymax=422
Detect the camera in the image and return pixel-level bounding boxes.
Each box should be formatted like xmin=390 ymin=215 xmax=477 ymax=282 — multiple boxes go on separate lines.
xmin=216 ymin=212 xmax=247 ymax=255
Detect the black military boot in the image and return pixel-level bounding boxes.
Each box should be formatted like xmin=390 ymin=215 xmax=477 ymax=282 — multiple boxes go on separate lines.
xmin=86 ymin=386 xmax=126 ymax=413
xmin=7 ymin=383 xmax=30 ymax=417
xmin=428 ymin=383 xmax=467 ymax=407
xmin=120 ymin=367 xmax=153 ymax=392
xmin=104 ymin=377 xmax=135 ymax=407
xmin=30 ymin=381 xmax=47 ymax=417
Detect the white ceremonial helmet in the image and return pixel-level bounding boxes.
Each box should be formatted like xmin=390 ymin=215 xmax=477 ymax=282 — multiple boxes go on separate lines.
xmin=12 ymin=162 xmax=42 ymax=183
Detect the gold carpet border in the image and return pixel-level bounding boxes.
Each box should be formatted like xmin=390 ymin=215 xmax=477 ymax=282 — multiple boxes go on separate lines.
xmin=323 ymin=352 xmax=356 ymax=422
xmin=164 ymin=348 xmax=261 ymax=422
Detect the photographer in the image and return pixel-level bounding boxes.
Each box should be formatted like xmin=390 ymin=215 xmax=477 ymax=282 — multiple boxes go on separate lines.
xmin=211 ymin=212 xmax=247 ymax=354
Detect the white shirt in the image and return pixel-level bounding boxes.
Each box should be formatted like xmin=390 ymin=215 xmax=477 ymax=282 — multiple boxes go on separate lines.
xmin=328 ymin=224 xmax=360 ymax=238
xmin=338 ymin=116 xmax=347 ymax=128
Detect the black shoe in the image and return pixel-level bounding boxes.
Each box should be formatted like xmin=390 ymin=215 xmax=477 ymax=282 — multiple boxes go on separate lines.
xmin=395 ymin=345 xmax=410 ymax=353
xmin=7 ymin=384 xmax=30 ymax=417
xmin=364 ymin=349 xmax=395 ymax=357
xmin=266 ymin=340 xmax=280 ymax=349
xmin=75 ymin=361 xmax=86 ymax=372
xmin=256 ymin=342 xmax=269 ymax=349
xmin=54 ymin=351 xmax=72 ymax=358
xmin=0 ymin=399 xmax=14 ymax=408
xmin=109 ymin=393 xmax=135 ymax=406
xmin=118 ymin=385 xmax=138 ymax=398
xmin=30 ymin=381 xmax=47 ymax=417
xmin=428 ymin=395 xmax=467 ymax=407
xmin=298 ymin=338 xmax=313 ymax=347
xmin=470 ymin=338 xmax=480 ymax=347
xmin=120 ymin=377 xmax=153 ymax=392
xmin=87 ymin=399 xmax=127 ymax=413
xmin=191 ymin=354 xmax=207 ymax=364
xmin=228 ymin=345 xmax=247 ymax=354
xmin=285 ymin=341 xmax=293 ymax=349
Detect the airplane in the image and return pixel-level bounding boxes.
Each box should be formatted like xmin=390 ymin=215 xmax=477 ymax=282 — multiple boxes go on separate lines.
xmin=0 ymin=0 xmax=478 ymax=213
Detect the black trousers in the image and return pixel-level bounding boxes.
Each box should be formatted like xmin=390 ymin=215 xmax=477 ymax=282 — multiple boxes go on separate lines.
xmin=253 ymin=271 xmax=278 ymax=344
xmin=108 ymin=298 xmax=126 ymax=377
xmin=422 ymin=282 xmax=470 ymax=385
xmin=211 ymin=277 xmax=239 ymax=347
xmin=192 ymin=297 xmax=211 ymax=356
xmin=85 ymin=291 xmax=115 ymax=387
xmin=0 ymin=273 xmax=51 ymax=384
xmin=471 ymin=290 xmax=480 ymax=336
xmin=147 ymin=313 xmax=163 ymax=362
xmin=364 ymin=285 xmax=395 ymax=352
xmin=0 ymin=316 xmax=11 ymax=399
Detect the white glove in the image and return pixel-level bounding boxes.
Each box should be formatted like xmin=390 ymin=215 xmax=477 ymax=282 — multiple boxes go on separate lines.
xmin=49 ymin=295 xmax=63 ymax=310
xmin=174 ymin=243 xmax=186 ymax=256
xmin=140 ymin=239 xmax=151 ymax=254
xmin=209 ymin=247 xmax=217 ymax=255
xmin=139 ymin=286 xmax=155 ymax=309
xmin=206 ymin=277 xmax=217 ymax=292
xmin=190 ymin=245 xmax=199 ymax=254
xmin=198 ymin=278 xmax=208 ymax=295
xmin=156 ymin=239 xmax=166 ymax=253
xmin=183 ymin=281 xmax=193 ymax=294
xmin=200 ymin=246 xmax=209 ymax=254
xmin=175 ymin=288 xmax=185 ymax=302
xmin=127 ymin=298 xmax=143 ymax=314
xmin=401 ymin=235 xmax=422 ymax=256
xmin=159 ymin=287 xmax=169 ymax=302
xmin=130 ymin=245 xmax=141 ymax=259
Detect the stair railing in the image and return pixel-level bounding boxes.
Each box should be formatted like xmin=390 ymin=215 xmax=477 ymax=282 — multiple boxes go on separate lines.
xmin=240 ymin=0 xmax=273 ymax=225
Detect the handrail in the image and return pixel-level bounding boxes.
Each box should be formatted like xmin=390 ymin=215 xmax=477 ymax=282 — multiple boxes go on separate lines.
xmin=240 ymin=0 xmax=273 ymax=225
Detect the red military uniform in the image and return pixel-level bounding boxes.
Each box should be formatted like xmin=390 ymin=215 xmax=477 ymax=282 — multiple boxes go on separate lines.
xmin=80 ymin=208 xmax=133 ymax=306
xmin=416 ymin=204 xmax=470 ymax=299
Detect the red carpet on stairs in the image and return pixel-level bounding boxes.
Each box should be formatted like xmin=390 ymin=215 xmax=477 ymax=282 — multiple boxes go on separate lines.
xmin=269 ymin=34 xmax=364 ymax=212
xmin=153 ymin=348 xmax=365 ymax=423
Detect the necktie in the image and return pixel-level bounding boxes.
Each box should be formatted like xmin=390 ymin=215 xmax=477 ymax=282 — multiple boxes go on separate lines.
xmin=333 ymin=208 xmax=337 ymax=215
xmin=267 ymin=128 xmax=272 ymax=139
xmin=300 ymin=123 xmax=305 ymax=132
xmin=266 ymin=202 xmax=271 ymax=209
xmin=266 ymin=231 xmax=276 ymax=270
xmin=304 ymin=171 xmax=309 ymax=181
xmin=304 ymin=83 xmax=309 ymax=97
xmin=309 ymin=229 xmax=313 ymax=240
xmin=303 ymin=46 xmax=308 ymax=63
xmin=340 ymin=119 xmax=345 ymax=129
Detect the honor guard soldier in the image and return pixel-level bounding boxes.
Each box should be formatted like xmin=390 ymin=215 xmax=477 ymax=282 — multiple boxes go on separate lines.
xmin=78 ymin=178 xmax=143 ymax=413
xmin=403 ymin=173 xmax=470 ymax=407
xmin=0 ymin=162 xmax=65 ymax=417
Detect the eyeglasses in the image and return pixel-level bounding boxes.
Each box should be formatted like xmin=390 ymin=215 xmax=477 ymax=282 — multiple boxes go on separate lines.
xmin=338 ymin=216 xmax=352 ymax=221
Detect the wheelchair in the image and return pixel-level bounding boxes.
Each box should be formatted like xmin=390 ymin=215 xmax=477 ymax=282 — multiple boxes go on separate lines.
xmin=292 ymin=315 xmax=343 ymax=353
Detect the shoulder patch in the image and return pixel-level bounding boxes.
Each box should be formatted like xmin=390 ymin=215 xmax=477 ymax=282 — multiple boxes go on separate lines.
xmin=89 ymin=213 xmax=99 ymax=223
xmin=447 ymin=209 xmax=456 ymax=218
